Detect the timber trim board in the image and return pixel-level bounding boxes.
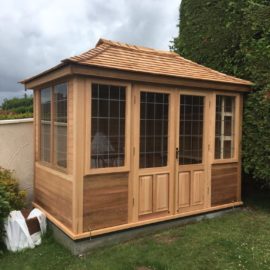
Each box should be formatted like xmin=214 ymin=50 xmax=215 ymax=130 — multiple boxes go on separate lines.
xmin=24 ymin=65 xmax=72 ymax=89
xmin=72 ymin=65 xmax=252 ymax=92
xmin=33 ymin=201 xmax=243 ymax=240
xmin=72 ymin=77 xmax=86 ymax=234
xmin=24 ymin=63 xmax=251 ymax=92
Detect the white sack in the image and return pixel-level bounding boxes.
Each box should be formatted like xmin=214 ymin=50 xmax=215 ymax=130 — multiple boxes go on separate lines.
xmin=27 ymin=208 xmax=47 ymax=246
xmin=4 ymin=208 xmax=46 ymax=252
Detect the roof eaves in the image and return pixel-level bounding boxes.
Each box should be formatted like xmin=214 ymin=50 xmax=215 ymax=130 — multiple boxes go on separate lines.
xmin=20 ymin=62 xmax=66 ymax=84
xmin=70 ymin=61 xmax=252 ymax=90
xmin=175 ymin=54 xmax=253 ymax=86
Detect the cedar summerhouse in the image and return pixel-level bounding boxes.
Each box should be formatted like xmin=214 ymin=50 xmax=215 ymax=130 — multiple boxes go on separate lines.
xmin=21 ymin=39 xmax=252 ymax=240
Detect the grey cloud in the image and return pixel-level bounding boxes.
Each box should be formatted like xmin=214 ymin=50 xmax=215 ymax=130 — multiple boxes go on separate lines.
xmin=0 ymin=0 xmax=180 ymax=103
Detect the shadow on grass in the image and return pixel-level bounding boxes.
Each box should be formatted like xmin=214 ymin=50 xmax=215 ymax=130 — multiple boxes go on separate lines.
xmin=243 ymin=175 xmax=270 ymax=212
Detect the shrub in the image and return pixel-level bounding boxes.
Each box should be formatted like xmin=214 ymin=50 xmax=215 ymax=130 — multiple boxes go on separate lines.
xmin=0 ymin=111 xmax=33 ymax=120
xmin=0 ymin=167 xmax=26 ymax=210
xmin=0 ymin=167 xmax=26 ymax=250
xmin=0 ymin=186 xmax=11 ymax=251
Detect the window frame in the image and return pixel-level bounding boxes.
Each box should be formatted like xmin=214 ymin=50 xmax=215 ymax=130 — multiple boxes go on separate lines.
xmin=85 ymin=79 xmax=131 ymax=175
xmin=213 ymin=92 xmax=240 ymax=164
xmin=39 ymin=80 xmax=69 ymax=172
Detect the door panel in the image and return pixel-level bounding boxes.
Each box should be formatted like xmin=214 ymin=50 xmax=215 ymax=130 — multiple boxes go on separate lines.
xmin=178 ymin=172 xmax=190 ymax=208
xmin=139 ymin=176 xmax=153 ymax=215
xmin=154 ymin=174 xmax=169 ymax=212
xmin=139 ymin=173 xmax=169 ymax=216
xmin=191 ymin=171 xmax=204 ymax=206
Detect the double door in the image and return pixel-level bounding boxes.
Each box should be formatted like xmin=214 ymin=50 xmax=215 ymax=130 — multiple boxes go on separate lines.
xmin=136 ymin=88 xmax=209 ymax=219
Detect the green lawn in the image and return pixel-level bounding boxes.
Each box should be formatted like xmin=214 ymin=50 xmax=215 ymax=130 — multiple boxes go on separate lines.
xmin=1 ymin=188 xmax=270 ymax=270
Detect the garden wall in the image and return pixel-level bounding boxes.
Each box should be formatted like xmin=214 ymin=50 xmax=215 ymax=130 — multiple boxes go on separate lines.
xmin=0 ymin=118 xmax=33 ymax=203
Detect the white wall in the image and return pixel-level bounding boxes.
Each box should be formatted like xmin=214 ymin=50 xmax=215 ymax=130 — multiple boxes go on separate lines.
xmin=0 ymin=118 xmax=33 ymax=203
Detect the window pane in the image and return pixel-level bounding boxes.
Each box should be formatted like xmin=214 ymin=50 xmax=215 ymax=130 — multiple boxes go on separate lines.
xmin=54 ymin=83 xmax=68 ymax=168
xmin=91 ymin=84 xmax=126 ymax=168
xmin=224 ymin=140 xmax=233 ymax=159
xmin=224 ymin=116 xmax=232 ymax=136
xmin=215 ymin=95 xmax=235 ymax=159
xmin=179 ymin=95 xmax=204 ymax=165
xmin=40 ymin=88 xmax=51 ymax=162
xmin=40 ymin=122 xmax=51 ymax=162
xmin=139 ymin=92 xmax=169 ymax=168
xmin=54 ymin=124 xmax=67 ymax=168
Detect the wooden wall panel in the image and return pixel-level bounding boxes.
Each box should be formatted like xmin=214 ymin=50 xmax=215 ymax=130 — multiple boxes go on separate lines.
xmin=83 ymin=173 xmax=128 ymax=231
xmin=191 ymin=171 xmax=204 ymax=206
xmin=35 ymin=165 xmax=73 ymax=229
xmin=139 ymin=176 xmax=153 ymax=215
xmin=154 ymin=174 xmax=169 ymax=212
xmin=211 ymin=163 xmax=238 ymax=206
xmin=178 ymin=172 xmax=190 ymax=208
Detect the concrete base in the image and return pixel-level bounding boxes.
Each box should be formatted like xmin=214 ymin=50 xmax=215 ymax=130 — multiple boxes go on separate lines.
xmin=49 ymin=206 xmax=242 ymax=255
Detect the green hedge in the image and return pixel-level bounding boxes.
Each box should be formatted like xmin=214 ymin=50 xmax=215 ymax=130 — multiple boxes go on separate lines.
xmin=172 ymin=0 xmax=270 ymax=184
xmin=172 ymin=0 xmax=270 ymax=88
xmin=243 ymin=88 xmax=270 ymax=183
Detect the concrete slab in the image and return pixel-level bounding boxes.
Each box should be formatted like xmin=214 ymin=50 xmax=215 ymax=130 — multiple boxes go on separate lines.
xmin=49 ymin=206 xmax=242 ymax=255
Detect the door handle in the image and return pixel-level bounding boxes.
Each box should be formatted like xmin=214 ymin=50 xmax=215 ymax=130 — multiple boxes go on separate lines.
xmin=176 ymin=147 xmax=179 ymax=160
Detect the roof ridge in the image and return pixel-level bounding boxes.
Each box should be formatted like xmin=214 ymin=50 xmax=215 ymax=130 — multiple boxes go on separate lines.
xmin=96 ymin=38 xmax=178 ymax=58
xmin=63 ymin=43 xmax=110 ymax=63
xmin=175 ymin=54 xmax=251 ymax=84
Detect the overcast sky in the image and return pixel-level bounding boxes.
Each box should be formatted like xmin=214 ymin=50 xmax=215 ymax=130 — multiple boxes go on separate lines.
xmin=0 ymin=0 xmax=180 ymax=103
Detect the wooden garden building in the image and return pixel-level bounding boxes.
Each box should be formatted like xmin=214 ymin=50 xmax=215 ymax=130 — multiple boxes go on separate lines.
xmin=21 ymin=39 xmax=252 ymax=240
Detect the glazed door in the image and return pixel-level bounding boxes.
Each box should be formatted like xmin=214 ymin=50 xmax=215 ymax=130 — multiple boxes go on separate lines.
xmin=176 ymin=93 xmax=208 ymax=213
xmin=135 ymin=88 xmax=175 ymax=220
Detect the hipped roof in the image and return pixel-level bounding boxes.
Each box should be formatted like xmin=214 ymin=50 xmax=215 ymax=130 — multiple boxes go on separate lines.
xmin=21 ymin=38 xmax=252 ymax=87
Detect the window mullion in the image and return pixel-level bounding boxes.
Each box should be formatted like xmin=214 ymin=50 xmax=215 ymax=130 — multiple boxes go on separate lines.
xmin=51 ymin=86 xmax=55 ymax=165
xmin=220 ymin=97 xmax=225 ymax=159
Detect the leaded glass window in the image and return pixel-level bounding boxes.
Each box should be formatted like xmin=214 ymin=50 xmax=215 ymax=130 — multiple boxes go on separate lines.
xmin=91 ymin=83 xmax=126 ymax=168
xmin=140 ymin=92 xmax=169 ymax=168
xmin=179 ymin=95 xmax=204 ymax=165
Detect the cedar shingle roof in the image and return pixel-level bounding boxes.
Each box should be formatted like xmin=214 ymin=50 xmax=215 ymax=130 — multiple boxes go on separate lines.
xmin=63 ymin=38 xmax=252 ymax=86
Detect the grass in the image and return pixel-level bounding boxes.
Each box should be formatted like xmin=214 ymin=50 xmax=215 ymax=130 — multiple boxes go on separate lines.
xmin=1 ymin=187 xmax=270 ymax=270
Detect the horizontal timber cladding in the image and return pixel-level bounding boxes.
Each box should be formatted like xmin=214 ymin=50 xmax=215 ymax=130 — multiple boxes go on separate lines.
xmin=34 ymin=164 xmax=73 ymax=229
xmin=211 ymin=163 xmax=238 ymax=206
xmin=83 ymin=173 xmax=129 ymax=231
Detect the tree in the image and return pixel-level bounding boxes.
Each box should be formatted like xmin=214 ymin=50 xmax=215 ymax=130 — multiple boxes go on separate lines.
xmin=0 ymin=94 xmax=33 ymax=120
xmin=1 ymin=94 xmax=33 ymax=113
xmin=172 ymin=0 xmax=270 ymax=184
